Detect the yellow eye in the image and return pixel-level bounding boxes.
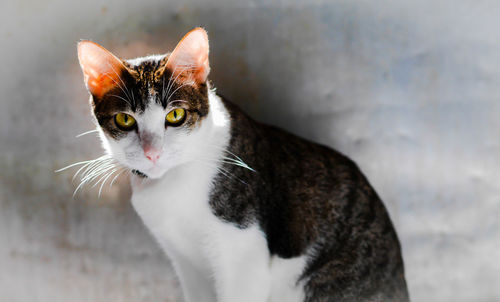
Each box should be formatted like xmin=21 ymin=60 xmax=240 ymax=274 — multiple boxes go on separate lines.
xmin=165 ymin=108 xmax=186 ymax=126
xmin=114 ymin=113 xmax=136 ymax=130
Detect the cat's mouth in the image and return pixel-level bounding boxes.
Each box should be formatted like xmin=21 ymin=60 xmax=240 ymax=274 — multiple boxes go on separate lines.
xmin=132 ymin=169 xmax=148 ymax=178
xmin=130 ymin=163 xmax=170 ymax=179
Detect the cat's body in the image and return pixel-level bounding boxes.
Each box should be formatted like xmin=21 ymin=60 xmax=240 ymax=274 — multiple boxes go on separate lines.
xmin=77 ymin=28 xmax=409 ymax=302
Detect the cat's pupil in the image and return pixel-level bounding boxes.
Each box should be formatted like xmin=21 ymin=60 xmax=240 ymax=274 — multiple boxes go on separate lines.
xmin=174 ymin=111 xmax=177 ymax=119
xmin=124 ymin=115 xmax=128 ymax=123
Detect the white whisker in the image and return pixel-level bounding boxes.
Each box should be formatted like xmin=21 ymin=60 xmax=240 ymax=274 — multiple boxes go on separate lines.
xmin=103 ymin=74 xmax=134 ymax=106
xmin=55 ymin=159 xmax=96 ymax=173
xmin=161 ymin=75 xmax=166 ymax=102
xmin=109 ymin=94 xmax=132 ymax=107
xmin=75 ymin=129 xmax=99 ymax=138
xmin=105 ymin=62 xmax=136 ymax=105
xmin=164 ymin=64 xmax=196 ymax=102
xmin=109 ymin=168 xmax=127 ymax=187
xmin=81 ymin=163 xmax=115 ymax=183
xmin=57 ymin=153 xmax=124 ymax=197
xmin=91 ymin=167 xmax=117 ymax=188
xmin=189 ymin=158 xmax=249 ymax=185
xmin=192 ymin=143 xmax=256 ymax=173
xmin=166 ymin=81 xmax=195 ymax=104
xmin=164 ymin=63 xmax=184 ymax=97
xmin=98 ymin=168 xmax=120 ymax=198
xmin=74 ymin=165 xmax=115 ymax=197
xmin=73 ymin=157 xmax=113 ymax=181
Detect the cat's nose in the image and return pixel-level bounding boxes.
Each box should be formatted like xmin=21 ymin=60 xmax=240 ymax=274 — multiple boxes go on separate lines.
xmin=144 ymin=146 xmax=161 ymax=163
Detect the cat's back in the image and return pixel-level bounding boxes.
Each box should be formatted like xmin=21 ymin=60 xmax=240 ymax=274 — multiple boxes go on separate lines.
xmin=217 ymin=98 xmax=410 ymax=301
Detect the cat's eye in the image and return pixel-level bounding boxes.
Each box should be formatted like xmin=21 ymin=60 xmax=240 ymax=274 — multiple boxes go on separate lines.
xmin=114 ymin=113 xmax=136 ymax=130
xmin=165 ymin=108 xmax=186 ymax=126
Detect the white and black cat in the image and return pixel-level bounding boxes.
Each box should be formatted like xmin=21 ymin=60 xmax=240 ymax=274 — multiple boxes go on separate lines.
xmin=76 ymin=28 xmax=409 ymax=302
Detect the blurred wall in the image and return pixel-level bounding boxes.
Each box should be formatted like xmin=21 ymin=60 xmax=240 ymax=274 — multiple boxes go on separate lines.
xmin=1 ymin=0 xmax=499 ymax=301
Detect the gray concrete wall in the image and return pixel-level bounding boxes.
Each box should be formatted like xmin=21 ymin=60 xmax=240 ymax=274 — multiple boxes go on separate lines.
xmin=1 ymin=0 xmax=499 ymax=301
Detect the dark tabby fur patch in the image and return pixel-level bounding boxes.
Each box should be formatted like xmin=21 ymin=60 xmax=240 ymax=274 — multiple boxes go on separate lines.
xmin=209 ymin=99 xmax=410 ymax=302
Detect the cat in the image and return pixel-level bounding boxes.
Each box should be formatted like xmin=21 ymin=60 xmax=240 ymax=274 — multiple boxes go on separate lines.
xmin=76 ymin=27 xmax=410 ymax=302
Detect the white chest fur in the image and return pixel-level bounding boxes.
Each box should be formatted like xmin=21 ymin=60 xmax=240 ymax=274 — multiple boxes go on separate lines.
xmin=131 ymin=163 xmax=306 ymax=302
xmin=131 ymin=160 xmax=221 ymax=272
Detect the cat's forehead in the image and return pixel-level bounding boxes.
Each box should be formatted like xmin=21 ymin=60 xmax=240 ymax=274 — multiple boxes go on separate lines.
xmin=120 ymin=54 xmax=176 ymax=111
xmin=126 ymin=54 xmax=168 ymax=86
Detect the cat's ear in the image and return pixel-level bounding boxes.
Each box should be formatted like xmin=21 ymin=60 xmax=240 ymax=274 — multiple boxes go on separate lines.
xmin=77 ymin=41 xmax=130 ymax=98
xmin=165 ymin=27 xmax=210 ymax=84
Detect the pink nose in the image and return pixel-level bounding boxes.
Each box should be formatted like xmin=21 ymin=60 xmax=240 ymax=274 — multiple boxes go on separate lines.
xmin=144 ymin=147 xmax=161 ymax=163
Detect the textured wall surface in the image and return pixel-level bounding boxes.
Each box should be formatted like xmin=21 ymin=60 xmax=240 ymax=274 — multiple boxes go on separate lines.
xmin=1 ymin=0 xmax=499 ymax=301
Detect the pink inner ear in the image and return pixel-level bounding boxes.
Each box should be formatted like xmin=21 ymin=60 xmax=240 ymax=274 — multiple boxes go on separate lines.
xmin=78 ymin=41 xmax=126 ymax=98
xmin=166 ymin=28 xmax=210 ymax=84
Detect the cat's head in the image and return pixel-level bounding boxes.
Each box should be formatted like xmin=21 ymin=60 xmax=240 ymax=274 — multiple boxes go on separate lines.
xmin=77 ymin=28 xmax=214 ymax=179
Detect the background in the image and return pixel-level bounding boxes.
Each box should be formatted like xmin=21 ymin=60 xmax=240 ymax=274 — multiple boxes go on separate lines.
xmin=1 ymin=0 xmax=499 ymax=301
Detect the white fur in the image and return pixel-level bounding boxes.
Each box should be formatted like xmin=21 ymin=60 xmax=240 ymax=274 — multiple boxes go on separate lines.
xmin=269 ymin=255 xmax=307 ymax=302
xmin=102 ymin=89 xmax=306 ymax=301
